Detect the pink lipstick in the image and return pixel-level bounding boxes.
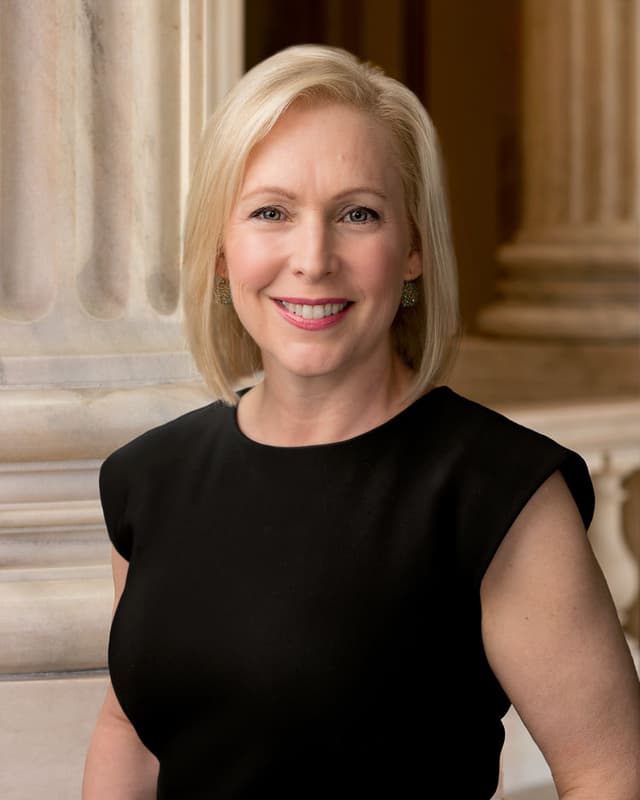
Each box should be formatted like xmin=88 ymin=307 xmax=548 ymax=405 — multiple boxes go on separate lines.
xmin=272 ymin=298 xmax=353 ymax=330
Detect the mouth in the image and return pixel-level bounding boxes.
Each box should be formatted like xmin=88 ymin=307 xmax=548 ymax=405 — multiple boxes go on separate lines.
xmin=275 ymin=299 xmax=352 ymax=320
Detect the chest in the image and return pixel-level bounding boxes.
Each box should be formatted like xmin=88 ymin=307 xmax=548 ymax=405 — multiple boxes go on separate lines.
xmin=109 ymin=455 xmax=452 ymax=749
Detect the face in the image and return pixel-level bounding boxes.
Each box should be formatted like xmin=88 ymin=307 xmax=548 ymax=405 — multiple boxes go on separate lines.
xmin=222 ymin=101 xmax=421 ymax=386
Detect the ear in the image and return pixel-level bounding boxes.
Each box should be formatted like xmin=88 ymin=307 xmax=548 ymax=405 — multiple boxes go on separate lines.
xmin=216 ymin=251 xmax=228 ymax=279
xmin=404 ymin=248 xmax=422 ymax=281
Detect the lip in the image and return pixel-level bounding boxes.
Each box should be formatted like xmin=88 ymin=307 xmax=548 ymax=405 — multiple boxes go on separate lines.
xmin=273 ymin=296 xmax=351 ymax=305
xmin=272 ymin=298 xmax=352 ymax=330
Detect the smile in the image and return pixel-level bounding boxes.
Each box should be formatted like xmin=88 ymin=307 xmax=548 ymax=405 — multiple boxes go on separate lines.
xmin=278 ymin=300 xmax=349 ymax=320
xmin=272 ymin=298 xmax=353 ymax=330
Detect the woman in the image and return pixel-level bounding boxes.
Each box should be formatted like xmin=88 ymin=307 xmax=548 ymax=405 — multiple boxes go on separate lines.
xmin=83 ymin=45 xmax=640 ymax=798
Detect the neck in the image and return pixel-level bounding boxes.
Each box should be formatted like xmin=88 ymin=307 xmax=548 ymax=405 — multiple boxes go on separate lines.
xmin=237 ymin=354 xmax=422 ymax=447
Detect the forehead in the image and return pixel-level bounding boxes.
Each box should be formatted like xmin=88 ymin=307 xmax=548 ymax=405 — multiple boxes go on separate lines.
xmin=240 ymin=101 xmax=402 ymax=193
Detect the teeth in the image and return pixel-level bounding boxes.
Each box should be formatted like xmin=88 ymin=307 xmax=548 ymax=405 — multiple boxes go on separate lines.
xmin=280 ymin=301 xmax=348 ymax=319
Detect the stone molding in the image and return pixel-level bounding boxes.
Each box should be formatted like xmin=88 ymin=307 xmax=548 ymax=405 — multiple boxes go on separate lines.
xmin=0 ymin=382 xmax=213 ymax=674
xmin=0 ymin=382 xmax=212 ymax=462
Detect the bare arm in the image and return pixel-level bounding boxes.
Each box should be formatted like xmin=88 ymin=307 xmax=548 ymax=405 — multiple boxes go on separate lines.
xmin=82 ymin=548 xmax=159 ymax=799
xmin=481 ymin=469 xmax=640 ymax=800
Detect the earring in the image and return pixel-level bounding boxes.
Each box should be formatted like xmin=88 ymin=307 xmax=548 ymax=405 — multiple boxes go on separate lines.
xmin=214 ymin=276 xmax=232 ymax=305
xmin=400 ymin=280 xmax=418 ymax=308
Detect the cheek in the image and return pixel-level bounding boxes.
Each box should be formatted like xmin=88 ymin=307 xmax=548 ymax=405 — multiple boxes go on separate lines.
xmin=226 ymin=237 xmax=279 ymax=290
xmin=349 ymin=238 xmax=406 ymax=289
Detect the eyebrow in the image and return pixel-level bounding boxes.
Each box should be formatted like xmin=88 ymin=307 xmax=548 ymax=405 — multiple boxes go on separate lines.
xmin=240 ymin=186 xmax=388 ymax=202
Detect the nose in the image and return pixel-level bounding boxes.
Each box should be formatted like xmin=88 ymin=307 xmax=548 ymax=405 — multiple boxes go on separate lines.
xmin=290 ymin=215 xmax=336 ymax=280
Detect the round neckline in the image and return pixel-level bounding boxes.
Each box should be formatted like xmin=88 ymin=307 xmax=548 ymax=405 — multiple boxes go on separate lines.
xmin=229 ymin=385 xmax=450 ymax=452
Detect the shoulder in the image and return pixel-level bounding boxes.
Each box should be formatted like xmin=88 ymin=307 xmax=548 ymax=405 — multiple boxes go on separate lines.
xmin=441 ymin=388 xmax=595 ymax=588
xmin=101 ymin=400 xmax=229 ymax=477
xmin=98 ymin=400 xmax=231 ymax=557
xmin=442 ymin=387 xmax=590 ymax=481
xmin=439 ymin=386 xmax=547 ymax=443
xmin=436 ymin=387 xmax=580 ymax=482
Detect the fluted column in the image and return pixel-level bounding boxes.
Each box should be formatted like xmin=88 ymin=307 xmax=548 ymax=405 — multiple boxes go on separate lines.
xmin=0 ymin=2 xmax=244 ymax=794
xmin=477 ymin=0 xmax=640 ymax=340
xmin=0 ymin=0 xmax=243 ymax=385
xmin=0 ymin=0 xmax=243 ymax=674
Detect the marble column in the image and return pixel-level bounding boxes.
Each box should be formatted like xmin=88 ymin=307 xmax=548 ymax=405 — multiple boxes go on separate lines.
xmin=477 ymin=0 xmax=640 ymax=341
xmin=0 ymin=2 xmax=243 ymax=796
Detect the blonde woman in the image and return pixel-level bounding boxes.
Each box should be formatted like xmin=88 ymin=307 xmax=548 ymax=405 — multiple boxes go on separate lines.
xmin=83 ymin=45 xmax=639 ymax=799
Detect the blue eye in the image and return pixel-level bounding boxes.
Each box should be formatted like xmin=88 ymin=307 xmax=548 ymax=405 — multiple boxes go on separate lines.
xmin=343 ymin=207 xmax=379 ymax=224
xmin=251 ymin=206 xmax=284 ymax=221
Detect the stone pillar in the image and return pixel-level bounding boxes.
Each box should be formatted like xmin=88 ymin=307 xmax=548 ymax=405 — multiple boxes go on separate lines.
xmin=0 ymin=2 xmax=243 ymax=796
xmin=477 ymin=0 xmax=640 ymax=341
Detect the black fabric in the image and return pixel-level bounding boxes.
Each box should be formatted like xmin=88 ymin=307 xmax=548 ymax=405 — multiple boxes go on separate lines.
xmin=101 ymin=385 xmax=595 ymax=799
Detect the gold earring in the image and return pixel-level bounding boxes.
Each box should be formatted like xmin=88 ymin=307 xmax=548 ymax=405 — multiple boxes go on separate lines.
xmin=214 ymin=276 xmax=232 ymax=305
xmin=400 ymin=280 xmax=418 ymax=308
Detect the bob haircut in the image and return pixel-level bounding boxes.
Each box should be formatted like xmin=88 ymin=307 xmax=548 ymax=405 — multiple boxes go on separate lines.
xmin=182 ymin=44 xmax=461 ymax=405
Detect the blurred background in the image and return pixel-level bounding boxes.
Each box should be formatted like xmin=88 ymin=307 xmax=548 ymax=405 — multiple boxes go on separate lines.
xmin=0 ymin=1 xmax=638 ymax=798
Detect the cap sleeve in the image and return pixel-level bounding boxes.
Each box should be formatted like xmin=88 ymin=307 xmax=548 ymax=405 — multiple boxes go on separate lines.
xmin=455 ymin=412 xmax=595 ymax=593
xmin=98 ymin=450 xmax=132 ymax=562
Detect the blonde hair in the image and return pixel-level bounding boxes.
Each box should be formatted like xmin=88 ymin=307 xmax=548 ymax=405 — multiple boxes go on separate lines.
xmin=182 ymin=44 xmax=461 ymax=405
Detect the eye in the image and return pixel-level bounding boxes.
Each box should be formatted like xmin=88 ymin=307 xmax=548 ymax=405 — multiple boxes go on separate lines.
xmin=342 ymin=206 xmax=380 ymax=224
xmin=250 ymin=206 xmax=285 ymax=222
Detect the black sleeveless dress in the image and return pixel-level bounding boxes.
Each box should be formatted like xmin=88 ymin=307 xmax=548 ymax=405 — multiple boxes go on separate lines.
xmin=100 ymin=385 xmax=595 ymax=798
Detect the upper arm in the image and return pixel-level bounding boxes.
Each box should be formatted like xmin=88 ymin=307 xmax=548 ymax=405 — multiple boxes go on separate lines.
xmin=97 ymin=452 xmax=135 ymax=723
xmin=83 ymin=548 xmax=159 ymax=797
xmin=100 ymin=547 xmax=132 ymax=725
xmin=111 ymin=545 xmax=129 ymax=615
xmin=480 ymin=469 xmax=640 ymax=797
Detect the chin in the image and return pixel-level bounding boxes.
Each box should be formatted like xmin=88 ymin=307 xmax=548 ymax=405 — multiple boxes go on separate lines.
xmin=274 ymin=351 xmax=349 ymax=380
xmin=284 ymin=362 xmax=342 ymax=379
